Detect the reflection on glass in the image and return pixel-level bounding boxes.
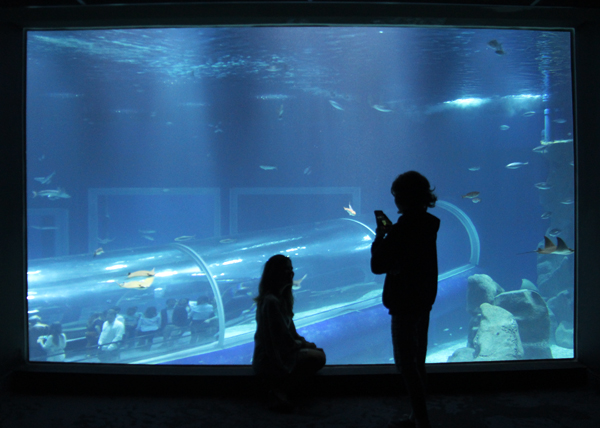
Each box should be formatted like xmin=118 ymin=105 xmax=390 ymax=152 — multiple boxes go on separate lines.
xmin=26 ymin=27 xmax=574 ymax=365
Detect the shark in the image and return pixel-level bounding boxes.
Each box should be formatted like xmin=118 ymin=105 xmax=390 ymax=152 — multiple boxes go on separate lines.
xmin=32 ymin=188 xmax=70 ymax=200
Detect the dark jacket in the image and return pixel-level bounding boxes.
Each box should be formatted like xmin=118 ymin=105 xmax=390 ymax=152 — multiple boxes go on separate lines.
xmin=371 ymin=210 xmax=440 ymax=314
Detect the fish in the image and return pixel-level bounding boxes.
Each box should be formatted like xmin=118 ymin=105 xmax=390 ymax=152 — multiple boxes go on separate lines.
xmin=138 ymin=230 xmax=156 ymax=234
xmin=541 ymin=211 xmax=552 ymax=219
xmin=219 ymin=238 xmax=236 ymax=244
xmin=127 ymin=268 xmax=155 ymax=278
xmin=499 ymin=125 xmax=510 ymax=131
xmin=560 ymin=198 xmax=574 ymax=205
xmin=118 ymin=276 xmax=155 ymax=289
xmin=343 ymin=203 xmax=356 ymax=216
xmin=93 ymin=247 xmax=104 ymax=257
xmin=142 ymin=235 xmax=154 ymax=241
xmin=32 ymin=188 xmax=71 ymax=200
xmin=30 ymin=225 xmax=58 ymax=230
xmin=548 ymin=228 xmax=561 ymax=237
xmin=257 ymin=94 xmax=289 ymax=101
xmin=329 ymin=100 xmax=344 ymax=110
xmin=552 ymin=237 xmax=574 ymax=255
xmin=535 ymin=182 xmax=553 ymax=190
xmin=526 ymin=236 xmax=557 ymax=255
xmin=372 ymin=105 xmax=393 ymax=113
xmin=506 ymin=162 xmax=528 ymax=169
xmin=487 ymin=39 xmax=505 ymax=55
xmin=303 ymin=166 xmax=312 ymax=175
xmin=519 ymin=236 xmax=574 ymax=256
xmin=468 ymin=166 xmax=480 ymax=171
xmin=541 ymin=139 xmax=573 ymax=146
xmin=97 ymin=237 xmax=115 ymax=244
xmin=532 ymin=145 xmax=548 ymax=154
xmin=522 ymin=111 xmax=536 ymax=117
xmin=553 ymin=118 xmax=567 ymax=124
xmin=472 ymin=198 xmax=481 ymax=204
xmin=214 ymin=128 xmax=223 ymax=133
xmin=175 ymin=235 xmax=195 ymax=241
xmin=462 ymin=191 xmax=480 ymax=199
xmin=259 ymin=165 xmax=277 ymax=170
xmin=34 ymin=171 xmax=55 ymax=184
xmin=292 ymin=274 xmax=307 ymax=290
xmin=278 ymin=104 xmax=284 ymax=120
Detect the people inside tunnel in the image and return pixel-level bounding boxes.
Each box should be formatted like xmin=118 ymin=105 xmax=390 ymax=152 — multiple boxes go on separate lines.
xmin=252 ymin=254 xmax=326 ymax=412
xmin=371 ymin=171 xmax=440 ymax=428
xmin=37 ymin=321 xmax=67 ymax=362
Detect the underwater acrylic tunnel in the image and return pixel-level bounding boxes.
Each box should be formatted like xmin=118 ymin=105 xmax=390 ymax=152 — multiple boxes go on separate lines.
xmin=26 ymin=200 xmax=480 ymax=365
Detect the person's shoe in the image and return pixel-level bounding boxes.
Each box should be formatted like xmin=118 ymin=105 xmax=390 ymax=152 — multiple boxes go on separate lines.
xmin=267 ymin=389 xmax=294 ymax=413
xmin=388 ymin=414 xmax=416 ymax=428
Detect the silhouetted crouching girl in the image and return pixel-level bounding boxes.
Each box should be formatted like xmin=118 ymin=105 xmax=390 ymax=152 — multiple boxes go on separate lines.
xmin=252 ymin=254 xmax=326 ymax=412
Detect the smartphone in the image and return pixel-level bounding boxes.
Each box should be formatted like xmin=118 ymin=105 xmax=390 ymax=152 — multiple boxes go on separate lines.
xmin=374 ymin=210 xmax=391 ymax=229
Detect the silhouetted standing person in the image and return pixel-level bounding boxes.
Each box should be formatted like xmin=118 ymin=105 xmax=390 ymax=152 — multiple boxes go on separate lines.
xmin=371 ymin=171 xmax=439 ymax=428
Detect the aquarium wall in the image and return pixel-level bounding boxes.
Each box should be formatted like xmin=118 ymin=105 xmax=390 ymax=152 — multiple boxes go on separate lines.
xmin=26 ymin=27 xmax=575 ymax=366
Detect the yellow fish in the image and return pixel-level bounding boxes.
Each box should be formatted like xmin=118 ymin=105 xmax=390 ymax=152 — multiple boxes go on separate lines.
xmin=127 ymin=268 xmax=155 ymax=278
xmin=118 ymin=276 xmax=155 ymax=289
xmin=93 ymin=247 xmax=104 ymax=257
xmin=343 ymin=204 xmax=356 ymax=216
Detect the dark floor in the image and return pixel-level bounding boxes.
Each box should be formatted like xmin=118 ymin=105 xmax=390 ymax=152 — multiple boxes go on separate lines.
xmin=1 ymin=366 xmax=599 ymax=428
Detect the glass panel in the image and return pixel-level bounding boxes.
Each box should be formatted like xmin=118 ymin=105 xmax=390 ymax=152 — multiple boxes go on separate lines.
xmin=26 ymin=27 xmax=574 ymax=365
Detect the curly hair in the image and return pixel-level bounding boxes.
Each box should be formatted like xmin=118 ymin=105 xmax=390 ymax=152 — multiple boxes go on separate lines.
xmin=391 ymin=171 xmax=437 ymax=210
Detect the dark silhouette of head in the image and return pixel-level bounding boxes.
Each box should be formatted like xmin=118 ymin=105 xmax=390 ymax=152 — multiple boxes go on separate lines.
xmin=391 ymin=171 xmax=437 ymax=213
xmin=254 ymin=254 xmax=294 ymax=315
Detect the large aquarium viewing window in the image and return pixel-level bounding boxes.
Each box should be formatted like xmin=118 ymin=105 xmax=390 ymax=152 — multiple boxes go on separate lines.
xmin=26 ymin=27 xmax=575 ymax=366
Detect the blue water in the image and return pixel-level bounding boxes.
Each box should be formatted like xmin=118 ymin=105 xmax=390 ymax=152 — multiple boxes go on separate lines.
xmin=25 ymin=27 xmax=574 ymax=365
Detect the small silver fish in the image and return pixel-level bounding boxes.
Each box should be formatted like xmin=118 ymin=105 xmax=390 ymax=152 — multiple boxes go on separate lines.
xmin=500 ymin=125 xmax=510 ymax=131
xmin=560 ymin=198 xmax=574 ymax=205
xmin=175 ymin=235 xmax=195 ymax=241
xmin=260 ymin=165 xmax=277 ymax=170
xmin=553 ymin=118 xmax=567 ymax=124
xmin=522 ymin=111 xmax=536 ymax=117
xmin=462 ymin=191 xmax=480 ymax=199
xmin=548 ymin=228 xmax=561 ymax=237
xmin=30 ymin=225 xmax=59 ymax=230
xmin=97 ymin=237 xmax=115 ymax=244
xmin=532 ymin=145 xmax=548 ymax=154
xmin=535 ymin=182 xmax=552 ymax=190
xmin=541 ymin=211 xmax=552 ymax=219
xmin=506 ymin=162 xmax=528 ymax=169
xmin=34 ymin=171 xmax=55 ymax=185
xmin=329 ymin=100 xmax=344 ymax=111
xmin=142 ymin=235 xmax=154 ymax=241
xmin=138 ymin=230 xmax=156 ymax=234
xmin=472 ymin=198 xmax=481 ymax=203
xmin=372 ymin=105 xmax=392 ymax=113
xmin=468 ymin=166 xmax=480 ymax=171
xmin=303 ymin=166 xmax=312 ymax=175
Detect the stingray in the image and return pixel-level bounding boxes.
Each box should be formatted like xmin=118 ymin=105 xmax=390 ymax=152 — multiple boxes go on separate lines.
xmin=519 ymin=236 xmax=573 ymax=255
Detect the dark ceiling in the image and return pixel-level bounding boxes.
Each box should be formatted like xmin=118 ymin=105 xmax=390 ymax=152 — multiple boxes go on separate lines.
xmin=2 ymin=0 xmax=599 ymax=9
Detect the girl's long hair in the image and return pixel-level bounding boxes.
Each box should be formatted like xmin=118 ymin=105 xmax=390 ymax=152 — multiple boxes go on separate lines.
xmin=49 ymin=322 xmax=62 ymax=346
xmin=254 ymin=254 xmax=294 ymax=316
